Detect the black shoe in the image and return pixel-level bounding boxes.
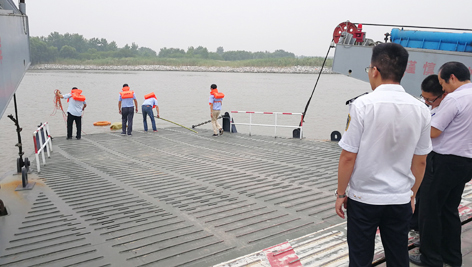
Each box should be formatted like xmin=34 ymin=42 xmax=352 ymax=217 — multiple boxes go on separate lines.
xmin=212 ymin=134 xmax=218 ymax=137
xmin=121 ymin=132 xmax=126 ymax=135
xmin=76 ymin=137 xmax=81 ymax=140
xmin=128 ymin=133 xmax=132 ymax=136
xmin=66 ymin=137 xmax=72 ymax=140
xmin=409 ymin=254 xmax=427 ymax=266
xmin=219 ymin=128 xmax=223 ymax=135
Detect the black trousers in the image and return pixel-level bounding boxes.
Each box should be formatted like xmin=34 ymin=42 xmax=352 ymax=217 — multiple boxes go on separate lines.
xmin=419 ymin=152 xmax=472 ymax=266
xmin=67 ymin=112 xmax=82 ymax=139
xmin=121 ymin=107 xmax=134 ymax=134
xmin=347 ymin=199 xmax=411 ymax=267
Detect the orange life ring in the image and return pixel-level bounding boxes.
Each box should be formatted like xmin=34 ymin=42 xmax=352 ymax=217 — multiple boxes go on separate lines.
xmin=93 ymin=121 xmax=111 ymax=126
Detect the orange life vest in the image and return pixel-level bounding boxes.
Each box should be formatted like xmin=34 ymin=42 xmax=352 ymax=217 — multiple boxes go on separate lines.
xmin=211 ymin=89 xmax=225 ymax=101
xmin=68 ymin=89 xmax=85 ymax=102
xmin=120 ymin=90 xmax=134 ymax=99
xmin=144 ymin=92 xmax=157 ymax=108
xmin=71 ymin=89 xmax=82 ymax=95
xmin=72 ymin=93 xmax=86 ymax=102
xmin=144 ymin=92 xmax=157 ymax=99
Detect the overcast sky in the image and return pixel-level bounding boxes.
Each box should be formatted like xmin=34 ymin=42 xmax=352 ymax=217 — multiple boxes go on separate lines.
xmin=26 ymin=0 xmax=472 ymax=57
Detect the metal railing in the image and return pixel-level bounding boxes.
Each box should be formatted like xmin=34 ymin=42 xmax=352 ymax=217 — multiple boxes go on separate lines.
xmin=230 ymin=111 xmax=303 ymax=139
xmin=33 ymin=122 xmax=53 ymax=173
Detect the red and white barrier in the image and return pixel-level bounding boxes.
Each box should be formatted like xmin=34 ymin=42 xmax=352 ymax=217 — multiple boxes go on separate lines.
xmin=230 ymin=111 xmax=303 ymax=139
xmin=33 ymin=122 xmax=53 ymax=173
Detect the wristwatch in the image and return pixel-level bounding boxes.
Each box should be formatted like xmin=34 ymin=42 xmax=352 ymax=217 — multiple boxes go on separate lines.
xmin=335 ymin=190 xmax=347 ymax=198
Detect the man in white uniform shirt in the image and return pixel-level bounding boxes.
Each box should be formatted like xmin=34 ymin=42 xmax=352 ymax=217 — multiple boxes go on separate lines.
xmin=411 ymin=62 xmax=472 ymax=267
xmin=335 ymin=43 xmax=432 ymax=266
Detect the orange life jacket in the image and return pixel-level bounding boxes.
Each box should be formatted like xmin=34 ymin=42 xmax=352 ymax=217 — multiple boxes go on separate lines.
xmin=120 ymin=90 xmax=134 ymax=99
xmin=68 ymin=89 xmax=85 ymax=102
xmin=122 ymin=86 xmax=130 ymax=91
xmin=71 ymin=89 xmax=82 ymax=95
xmin=211 ymin=89 xmax=225 ymax=101
xmin=144 ymin=92 xmax=157 ymax=108
xmin=72 ymin=93 xmax=86 ymax=102
xmin=144 ymin=92 xmax=157 ymax=99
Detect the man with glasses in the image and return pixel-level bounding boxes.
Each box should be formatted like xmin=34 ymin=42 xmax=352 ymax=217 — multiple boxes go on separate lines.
xmin=335 ymin=43 xmax=432 ymax=266
xmin=420 ymin=74 xmax=447 ymax=114
xmin=411 ymin=74 xmax=445 ymax=233
xmin=410 ymin=62 xmax=472 ymax=267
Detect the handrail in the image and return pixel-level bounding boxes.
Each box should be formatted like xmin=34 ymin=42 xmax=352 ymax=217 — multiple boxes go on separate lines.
xmin=230 ymin=111 xmax=303 ymax=139
xmin=32 ymin=122 xmax=53 ymax=173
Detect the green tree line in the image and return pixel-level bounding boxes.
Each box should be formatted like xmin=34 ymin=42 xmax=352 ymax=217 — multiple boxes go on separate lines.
xmin=30 ymin=32 xmax=332 ymax=67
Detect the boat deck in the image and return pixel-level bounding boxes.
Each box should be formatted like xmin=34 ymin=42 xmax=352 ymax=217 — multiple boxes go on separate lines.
xmin=1 ymin=128 xmax=472 ymax=267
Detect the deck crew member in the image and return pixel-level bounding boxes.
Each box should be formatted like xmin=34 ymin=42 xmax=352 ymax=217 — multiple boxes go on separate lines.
xmin=118 ymin=84 xmax=138 ymax=135
xmin=56 ymin=87 xmax=87 ymax=140
xmin=335 ymin=43 xmax=432 ymax=266
xmin=411 ymin=62 xmax=472 ymax=267
xmin=142 ymin=92 xmax=159 ymax=132
xmin=411 ymin=74 xmax=446 ymax=232
xmin=209 ymin=84 xmax=224 ymax=137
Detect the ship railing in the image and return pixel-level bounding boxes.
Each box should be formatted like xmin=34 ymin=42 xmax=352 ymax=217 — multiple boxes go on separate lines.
xmin=230 ymin=111 xmax=303 ymax=139
xmin=33 ymin=122 xmax=53 ymax=173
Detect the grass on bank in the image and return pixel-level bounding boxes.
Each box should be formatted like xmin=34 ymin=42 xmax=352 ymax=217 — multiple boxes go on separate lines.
xmin=50 ymin=57 xmax=333 ymax=68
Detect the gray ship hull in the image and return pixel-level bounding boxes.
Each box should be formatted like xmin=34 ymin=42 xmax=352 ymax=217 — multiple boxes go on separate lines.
xmin=0 ymin=0 xmax=30 ymax=118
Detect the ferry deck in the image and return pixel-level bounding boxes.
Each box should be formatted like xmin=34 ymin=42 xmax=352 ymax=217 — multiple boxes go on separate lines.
xmin=1 ymin=128 xmax=472 ymax=267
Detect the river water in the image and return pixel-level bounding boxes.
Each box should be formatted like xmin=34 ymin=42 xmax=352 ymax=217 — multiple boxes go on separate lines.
xmin=0 ymin=70 xmax=369 ymax=179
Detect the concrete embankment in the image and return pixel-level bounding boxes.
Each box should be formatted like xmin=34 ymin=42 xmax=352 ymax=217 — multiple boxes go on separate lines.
xmin=29 ymin=64 xmax=335 ymax=74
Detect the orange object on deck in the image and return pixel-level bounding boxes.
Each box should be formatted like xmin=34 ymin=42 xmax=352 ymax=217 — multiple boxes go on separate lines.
xmin=93 ymin=121 xmax=111 ymax=126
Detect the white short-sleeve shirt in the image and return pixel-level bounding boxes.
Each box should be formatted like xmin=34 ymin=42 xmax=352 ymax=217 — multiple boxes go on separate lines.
xmin=339 ymin=84 xmax=432 ymax=205
xmin=431 ymin=83 xmax=472 ymax=158
xmin=63 ymin=93 xmax=86 ymax=117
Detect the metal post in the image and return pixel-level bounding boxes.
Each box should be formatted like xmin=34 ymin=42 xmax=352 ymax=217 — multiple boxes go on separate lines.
xmin=274 ymin=113 xmax=278 ymax=138
xmin=39 ymin=132 xmax=45 ymax=165
xmin=46 ymin=123 xmax=53 ymax=152
xmin=249 ymin=113 xmax=252 ymax=136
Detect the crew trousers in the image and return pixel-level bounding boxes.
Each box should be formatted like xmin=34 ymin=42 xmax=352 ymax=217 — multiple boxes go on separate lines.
xmin=121 ymin=107 xmax=134 ymax=135
xmin=419 ymin=151 xmax=472 ymax=266
xmin=67 ymin=112 xmax=82 ymax=139
xmin=347 ymin=199 xmax=411 ymax=266
xmin=211 ymin=110 xmax=222 ymax=134
xmin=142 ymin=105 xmax=156 ymax=131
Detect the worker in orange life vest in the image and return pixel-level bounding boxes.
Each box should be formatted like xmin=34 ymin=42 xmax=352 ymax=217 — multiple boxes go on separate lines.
xmin=56 ymin=87 xmax=87 ymax=140
xmin=209 ymin=84 xmax=224 ymax=137
xmin=142 ymin=92 xmax=159 ymax=132
xmin=118 ymin=84 xmax=138 ymax=135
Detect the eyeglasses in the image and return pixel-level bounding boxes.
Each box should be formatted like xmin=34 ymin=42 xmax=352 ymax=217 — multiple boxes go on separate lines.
xmin=365 ymin=66 xmax=381 ymax=73
xmin=420 ymin=94 xmax=442 ymax=104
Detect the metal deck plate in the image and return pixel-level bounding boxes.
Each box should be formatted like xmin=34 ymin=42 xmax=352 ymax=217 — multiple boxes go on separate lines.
xmin=1 ymin=128 xmax=472 ymax=266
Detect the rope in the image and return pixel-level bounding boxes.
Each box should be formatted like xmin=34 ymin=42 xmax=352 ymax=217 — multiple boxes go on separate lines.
xmin=157 ymin=117 xmax=198 ymax=134
xmin=51 ymin=89 xmax=67 ymax=122
xmin=300 ymin=40 xmax=334 ymax=126
xmin=192 ymin=115 xmax=223 ymax=128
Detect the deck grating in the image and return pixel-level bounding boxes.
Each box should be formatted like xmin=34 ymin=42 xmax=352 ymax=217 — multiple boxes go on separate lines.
xmin=0 ymin=128 xmax=355 ymax=266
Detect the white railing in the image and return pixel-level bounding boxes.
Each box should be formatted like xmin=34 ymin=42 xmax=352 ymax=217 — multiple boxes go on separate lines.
xmin=33 ymin=122 xmax=53 ymax=173
xmin=230 ymin=111 xmax=303 ymax=139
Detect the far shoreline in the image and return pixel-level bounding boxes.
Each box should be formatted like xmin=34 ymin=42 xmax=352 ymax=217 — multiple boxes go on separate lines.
xmin=29 ymin=64 xmax=336 ymax=74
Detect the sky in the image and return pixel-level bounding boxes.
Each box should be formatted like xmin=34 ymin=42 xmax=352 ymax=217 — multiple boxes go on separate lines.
xmin=25 ymin=0 xmax=472 ymax=57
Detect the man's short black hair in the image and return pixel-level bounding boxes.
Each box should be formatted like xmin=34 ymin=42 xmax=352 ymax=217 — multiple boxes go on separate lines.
xmin=72 ymin=87 xmax=78 ymax=89
xmin=211 ymin=84 xmax=217 ymax=89
xmin=371 ymin=43 xmax=409 ymax=83
xmin=439 ymin=61 xmax=471 ymax=83
xmin=421 ymin=74 xmax=443 ymax=96
xmin=123 ymin=83 xmax=129 ymax=87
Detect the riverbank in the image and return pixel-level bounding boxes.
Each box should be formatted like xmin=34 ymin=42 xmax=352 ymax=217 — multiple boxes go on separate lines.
xmin=29 ymin=64 xmax=335 ymax=74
